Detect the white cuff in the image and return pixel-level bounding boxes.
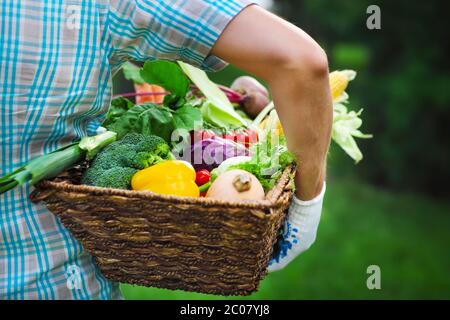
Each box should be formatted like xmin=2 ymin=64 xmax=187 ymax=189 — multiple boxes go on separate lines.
xmin=268 ymin=182 xmax=326 ymax=272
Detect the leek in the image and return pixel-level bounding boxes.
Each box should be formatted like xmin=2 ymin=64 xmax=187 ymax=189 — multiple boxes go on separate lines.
xmin=0 ymin=131 xmax=117 ymax=195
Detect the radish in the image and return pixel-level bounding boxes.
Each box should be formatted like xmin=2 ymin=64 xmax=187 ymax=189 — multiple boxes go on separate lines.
xmin=231 ymin=76 xmax=270 ymax=118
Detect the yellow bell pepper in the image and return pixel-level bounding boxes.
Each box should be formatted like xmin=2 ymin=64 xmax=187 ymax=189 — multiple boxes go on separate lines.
xmin=131 ymin=160 xmax=200 ymax=197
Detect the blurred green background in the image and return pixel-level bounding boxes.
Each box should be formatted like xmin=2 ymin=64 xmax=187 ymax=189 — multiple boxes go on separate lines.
xmin=114 ymin=0 xmax=450 ymax=299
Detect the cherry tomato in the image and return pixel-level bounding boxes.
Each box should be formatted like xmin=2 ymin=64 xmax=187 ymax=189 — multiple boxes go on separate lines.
xmin=233 ymin=129 xmax=259 ymax=147
xmin=195 ymin=169 xmax=211 ymax=186
xmin=246 ymin=129 xmax=259 ymax=144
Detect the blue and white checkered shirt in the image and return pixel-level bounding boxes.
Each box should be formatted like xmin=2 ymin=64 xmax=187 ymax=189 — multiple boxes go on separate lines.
xmin=0 ymin=0 xmax=253 ymax=300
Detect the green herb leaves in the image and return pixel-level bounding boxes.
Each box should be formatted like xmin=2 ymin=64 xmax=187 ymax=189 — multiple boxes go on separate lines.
xmin=122 ymin=62 xmax=146 ymax=84
xmin=140 ymin=60 xmax=190 ymax=102
xmin=105 ymin=100 xmax=202 ymax=143
xmin=178 ymin=61 xmax=248 ymax=129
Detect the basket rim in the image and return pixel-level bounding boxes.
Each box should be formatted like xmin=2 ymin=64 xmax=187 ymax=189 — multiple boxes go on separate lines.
xmin=33 ymin=165 xmax=296 ymax=210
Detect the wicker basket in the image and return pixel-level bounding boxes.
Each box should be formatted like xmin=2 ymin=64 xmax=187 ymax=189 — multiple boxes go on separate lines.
xmin=30 ymin=163 xmax=295 ymax=296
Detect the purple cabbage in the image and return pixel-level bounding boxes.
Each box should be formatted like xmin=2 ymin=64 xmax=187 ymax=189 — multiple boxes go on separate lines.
xmin=188 ymin=137 xmax=250 ymax=171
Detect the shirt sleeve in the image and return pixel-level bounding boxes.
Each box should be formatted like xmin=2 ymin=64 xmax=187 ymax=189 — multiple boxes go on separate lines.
xmin=108 ymin=0 xmax=255 ymax=71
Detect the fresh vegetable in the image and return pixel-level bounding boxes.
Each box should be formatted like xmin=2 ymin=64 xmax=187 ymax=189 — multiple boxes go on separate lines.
xmin=105 ymin=102 xmax=202 ymax=142
xmin=134 ymin=83 xmax=166 ymax=104
xmin=190 ymin=129 xmax=216 ymax=143
xmin=102 ymin=97 xmax=135 ymax=127
xmin=206 ymin=169 xmax=265 ymax=201
xmin=131 ymin=160 xmax=200 ymax=197
xmin=122 ymin=61 xmax=145 ymax=84
xmin=0 ymin=144 xmax=83 ymax=195
xmin=229 ymin=129 xmax=296 ymax=191
xmin=78 ymin=131 xmax=117 ymax=160
xmin=215 ymin=156 xmax=252 ymax=176
xmin=231 ymin=76 xmax=270 ymax=118
xmin=190 ymin=129 xmax=258 ymax=148
xmin=217 ymin=85 xmax=244 ymax=104
xmin=231 ymin=76 xmax=269 ymax=100
xmin=254 ymin=70 xmax=372 ymax=163
xmin=332 ymin=103 xmax=372 ymax=163
xmin=0 ymin=131 xmax=117 ymax=195
xmin=257 ymin=109 xmax=284 ymax=137
xmin=140 ymin=60 xmax=190 ymax=108
xmin=252 ymin=101 xmax=274 ymax=128
xmin=329 ymin=70 xmax=356 ymax=102
xmin=189 ymin=136 xmax=250 ymax=172
xmin=198 ymin=181 xmax=212 ymax=194
xmin=221 ymin=129 xmax=259 ymax=147
xmin=329 ymin=70 xmax=372 ymax=163
xmin=82 ymin=133 xmax=173 ymax=189
xmin=84 ymin=167 xmax=138 ymax=190
xmin=178 ymin=61 xmax=248 ymax=129
xmin=195 ymin=169 xmax=211 ymax=186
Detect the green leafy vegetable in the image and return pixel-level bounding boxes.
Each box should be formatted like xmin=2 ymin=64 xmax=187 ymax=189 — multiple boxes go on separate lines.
xmin=134 ymin=105 xmax=174 ymax=142
xmin=172 ymin=105 xmax=203 ymax=131
xmin=178 ymin=61 xmax=248 ymax=129
xmin=140 ymin=60 xmax=190 ymax=101
xmin=103 ymin=97 xmax=135 ymax=127
xmin=122 ymin=61 xmax=146 ymax=84
xmin=105 ymin=102 xmax=202 ymax=143
xmin=230 ymin=133 xmax=295 ymax=191
xmin=106 ymin=104 xmax=152 ymax=139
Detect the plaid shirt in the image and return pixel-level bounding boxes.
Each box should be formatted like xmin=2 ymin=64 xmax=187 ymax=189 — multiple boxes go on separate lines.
xmin=0 ymin=0 xmax=253 ymax=300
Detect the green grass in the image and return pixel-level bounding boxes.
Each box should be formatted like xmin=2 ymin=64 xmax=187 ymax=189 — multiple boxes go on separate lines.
xmin=120 ymin=177 xmax=450 ymax=300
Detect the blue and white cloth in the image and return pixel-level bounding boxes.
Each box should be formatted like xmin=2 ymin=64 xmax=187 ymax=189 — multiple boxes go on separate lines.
xmin=0 ymin=0 xmax=254 ymax=300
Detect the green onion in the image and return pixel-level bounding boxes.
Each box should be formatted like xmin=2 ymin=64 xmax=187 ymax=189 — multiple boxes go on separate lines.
xmin=0 ymin=131 xmax=117 ymax=195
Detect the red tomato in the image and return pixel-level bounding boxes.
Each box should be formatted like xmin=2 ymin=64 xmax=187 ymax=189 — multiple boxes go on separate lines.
xmin=195 ymin=169 xmax=211 ymax=186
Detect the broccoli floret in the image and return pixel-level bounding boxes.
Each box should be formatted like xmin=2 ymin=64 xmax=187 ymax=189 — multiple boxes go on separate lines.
xmin=136 ymin=135 xmax=170 ymax=154
xmin=82 ymin=133 xmax=173 ymax=189
xmin=131 ymin=152 xmax=163 ymax=170
xmin=92 ymin=144 xmax=137 ymax=170
xmin=83 ymin=167 xmax=137 ymax=189
xmin=128 ymin=135 xmax=172 ymax=169
xmin=119 ymin=133 xmax=145 ymax=146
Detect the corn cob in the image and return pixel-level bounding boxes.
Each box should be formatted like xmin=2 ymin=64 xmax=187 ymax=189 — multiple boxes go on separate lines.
xmin=329 ymin=70 xmax=357 ymax=101
xmin=258 ymin=70 xmax=357 ymax=136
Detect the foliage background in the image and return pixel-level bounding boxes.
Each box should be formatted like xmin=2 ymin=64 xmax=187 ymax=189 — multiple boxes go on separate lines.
xmin=114 ymin=0 xmax=450 ymax=299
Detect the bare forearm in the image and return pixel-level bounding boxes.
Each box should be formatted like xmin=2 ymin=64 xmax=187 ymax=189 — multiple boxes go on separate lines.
xmin=212 ymin=5 xmax=333 ymax=200
xmin=269 ymin=69 xmax=332 ymax=199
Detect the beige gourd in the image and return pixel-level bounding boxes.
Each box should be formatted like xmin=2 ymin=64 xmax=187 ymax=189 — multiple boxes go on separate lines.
xmin=206 ymin=169 xmax=265 ymax=201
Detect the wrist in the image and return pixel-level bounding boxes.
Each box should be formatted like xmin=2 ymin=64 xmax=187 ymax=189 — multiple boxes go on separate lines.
xmin=295 ymin=162 xmax=326 ymax=200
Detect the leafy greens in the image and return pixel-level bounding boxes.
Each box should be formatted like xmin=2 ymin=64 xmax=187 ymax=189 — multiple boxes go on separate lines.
xmin=178 ymin=61 xmax=248 ymax=129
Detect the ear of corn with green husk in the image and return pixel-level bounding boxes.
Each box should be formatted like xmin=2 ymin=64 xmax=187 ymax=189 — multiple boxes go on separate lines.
xmin=329 ymin=70 xmax=357 ymax=102
xmin=255 ymin=70 xmax=372 ymax=163
xmin=329 ymin=70 xmax=372 ymax=163
xmin=0 ymin=131 xmax=117 ymax=195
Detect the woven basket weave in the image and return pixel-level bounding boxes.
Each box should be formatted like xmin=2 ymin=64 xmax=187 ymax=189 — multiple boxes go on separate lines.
xmin=30 ymin=163 xmax=295 ymax=296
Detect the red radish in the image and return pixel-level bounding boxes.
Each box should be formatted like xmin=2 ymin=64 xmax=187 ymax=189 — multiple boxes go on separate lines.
xmin=231 ymin=76 xmax=270 ymax=118
xmin=231 ymin=76 xmax=269 ymax=98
